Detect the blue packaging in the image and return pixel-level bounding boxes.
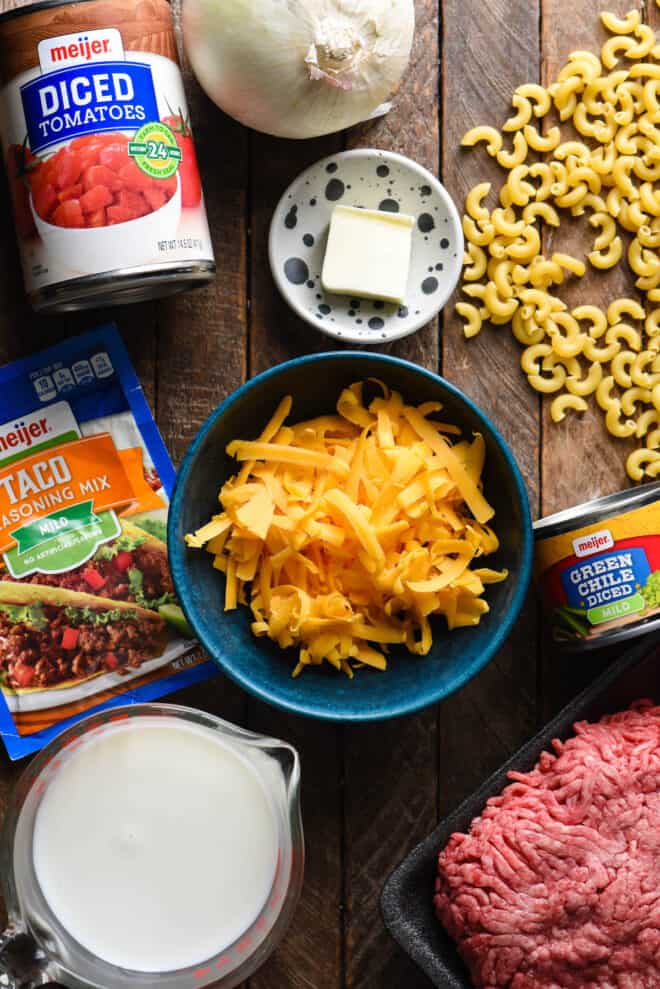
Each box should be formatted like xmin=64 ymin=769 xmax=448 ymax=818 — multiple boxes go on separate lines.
xmin=0 ymin=324 xmax=215 ymax=759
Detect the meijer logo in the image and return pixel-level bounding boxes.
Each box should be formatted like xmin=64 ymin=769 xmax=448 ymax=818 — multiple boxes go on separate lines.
xmin=572 ymin=528 xmax=615 ymax=558
xmin=0 ymin=403 xmax=79 ymax=465
xmin=38 ymin=29 xmax=124 ymax=72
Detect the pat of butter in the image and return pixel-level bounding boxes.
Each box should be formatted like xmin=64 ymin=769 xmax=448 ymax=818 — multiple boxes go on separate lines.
xmin=321 ymin=205 xmax=415 ymax=305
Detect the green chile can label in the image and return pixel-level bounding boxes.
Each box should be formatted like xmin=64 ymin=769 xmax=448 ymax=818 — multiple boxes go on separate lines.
xmin=534 ymin=499 xmax=660 ymax=646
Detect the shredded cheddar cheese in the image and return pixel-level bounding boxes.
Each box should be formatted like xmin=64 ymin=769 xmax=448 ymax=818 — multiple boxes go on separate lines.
xmin=185 ymin=382 xmax=508 ymax=677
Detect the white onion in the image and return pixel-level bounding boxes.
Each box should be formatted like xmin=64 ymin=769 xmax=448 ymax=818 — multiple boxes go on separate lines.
xmin=182 ymin=0 xmax=415 ymax=139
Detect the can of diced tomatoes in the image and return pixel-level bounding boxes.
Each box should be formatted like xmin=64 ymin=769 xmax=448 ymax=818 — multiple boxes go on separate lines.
xmin=534 ymin=482 xmax=660 ymax=650
xmin=0 ymin=0 xmax=215 ymax=312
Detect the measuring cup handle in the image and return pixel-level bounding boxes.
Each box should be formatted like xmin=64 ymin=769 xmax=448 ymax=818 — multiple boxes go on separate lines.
xmin=0 ymin=927 xmax=53 ymax=988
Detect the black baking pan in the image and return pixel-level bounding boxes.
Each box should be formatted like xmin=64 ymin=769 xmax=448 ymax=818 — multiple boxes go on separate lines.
xmin=380 ymin=637 xmax=659 ymax=988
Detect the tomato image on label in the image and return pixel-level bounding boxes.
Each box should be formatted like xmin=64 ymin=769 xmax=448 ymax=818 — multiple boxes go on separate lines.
xmin=26 ymin=133 xmax=177 ymax=228
xmin=161 ymin=111 xmax=202 ymax=208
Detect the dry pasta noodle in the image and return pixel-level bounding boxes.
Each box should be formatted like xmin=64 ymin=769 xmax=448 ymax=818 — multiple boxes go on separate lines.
xmin=456 ymin=9 xmax=660 ymax=483
xmin=185 ymin=383 xmax=507 ymax=678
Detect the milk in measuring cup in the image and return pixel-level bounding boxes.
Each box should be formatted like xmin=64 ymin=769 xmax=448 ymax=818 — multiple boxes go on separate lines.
xmin=32 ymin=717 xmax=279 ymax=972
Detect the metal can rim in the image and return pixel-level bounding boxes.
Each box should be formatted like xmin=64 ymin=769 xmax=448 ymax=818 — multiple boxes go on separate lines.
xmin=29 ymin=260 xmax=215 ymax=313
xmin=555 ymin=617 xmax=660 ymax=652
xmin=533 ymin=481 xmax=660 ymax=540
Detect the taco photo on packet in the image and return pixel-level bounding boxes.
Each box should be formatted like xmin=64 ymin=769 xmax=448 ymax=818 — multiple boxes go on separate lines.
xmin=0 ymin=582 xmax=168 ymax=692
xmin=0 ymin=325 xmax=215 ymax=761
xmin=0 ymin=520 xmax=176 ymax=613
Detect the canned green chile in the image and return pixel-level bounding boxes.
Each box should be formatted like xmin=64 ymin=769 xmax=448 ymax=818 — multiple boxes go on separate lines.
xmin=534 ymin=482 xmax=660 ymax=650
xmin=0 ymin=0 xmax=215 ymax=313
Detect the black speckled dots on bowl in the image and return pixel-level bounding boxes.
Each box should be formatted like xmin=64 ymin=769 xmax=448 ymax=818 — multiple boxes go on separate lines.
xmin=270 ymin=149 xmax=464 ymax=345
xmin=283 ymin=257 xmax=309 ymax=285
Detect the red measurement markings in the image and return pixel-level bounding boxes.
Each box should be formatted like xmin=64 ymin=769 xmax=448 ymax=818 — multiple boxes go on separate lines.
xmin=269 ymin=891 xmax=283 ymax=911
xmin=236 ymin=934 xmax=252 ymax=953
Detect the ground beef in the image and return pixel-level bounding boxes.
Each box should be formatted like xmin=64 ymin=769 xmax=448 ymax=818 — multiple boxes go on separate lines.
xmin=434 ymin=701 xmax=660 ymax=989
xmin=4 ymin=541 xmax=173 ymax=604
xmin=0 ymin=606 xmax=166 ymax=689
xmin=134 ymin=544 xmax=173 ymax=599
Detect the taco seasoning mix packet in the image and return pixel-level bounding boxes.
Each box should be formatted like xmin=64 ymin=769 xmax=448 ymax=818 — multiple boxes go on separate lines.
xmin=0 ymin=324 xmax=214 ymax=759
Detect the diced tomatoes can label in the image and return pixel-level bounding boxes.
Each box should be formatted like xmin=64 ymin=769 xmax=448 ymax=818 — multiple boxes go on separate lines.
xmin=0 ymin=0 xmax=215 ymax=312
xmin=534 ymin=484 xmax=660 ymax=649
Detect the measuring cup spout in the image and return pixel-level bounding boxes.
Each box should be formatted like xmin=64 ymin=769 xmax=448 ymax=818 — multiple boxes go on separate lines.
xmin=275 ymin=742 xmax=304 ymax=890
xmin=277 ymin=742 xmax=301 ymax=795
xmin=0 ymin=927 xmax=52 ymax=988
xmin=265 ymin=740 xmax=302 ymax=835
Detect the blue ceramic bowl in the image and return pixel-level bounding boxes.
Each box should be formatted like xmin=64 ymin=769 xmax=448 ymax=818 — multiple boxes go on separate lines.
xmin=169 ymin=353 xmax=533 ymax=722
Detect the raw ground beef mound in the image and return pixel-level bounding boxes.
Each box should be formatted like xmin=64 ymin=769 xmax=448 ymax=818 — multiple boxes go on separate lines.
xmin=434 ymin=701 xmax=660 ymax=989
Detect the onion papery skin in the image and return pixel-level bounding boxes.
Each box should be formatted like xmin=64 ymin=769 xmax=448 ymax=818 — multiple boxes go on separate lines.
xmin=182 ymin=0 xmax=415 ymax=139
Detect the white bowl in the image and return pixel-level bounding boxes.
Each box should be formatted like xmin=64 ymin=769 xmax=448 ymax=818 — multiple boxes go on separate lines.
xmin=32 ymin=175 xmax=181 ymax=272
xmin=268 ymin=150 xmax=464 ymax=346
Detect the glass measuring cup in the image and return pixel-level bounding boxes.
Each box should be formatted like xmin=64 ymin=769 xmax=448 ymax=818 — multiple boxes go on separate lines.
xmin=0 ymin=703 xmax=304 ymax=989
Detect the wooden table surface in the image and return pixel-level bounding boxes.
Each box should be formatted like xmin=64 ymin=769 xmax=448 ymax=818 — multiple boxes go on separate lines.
xmin=0 ymin=0 xmax=657 ymax=986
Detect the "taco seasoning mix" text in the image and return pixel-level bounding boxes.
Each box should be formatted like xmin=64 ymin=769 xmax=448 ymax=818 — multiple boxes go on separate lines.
xmin=0 ymin=0 xmax=214 ymax=312
xmin=0 ymin=326 xmax=215 ymax=761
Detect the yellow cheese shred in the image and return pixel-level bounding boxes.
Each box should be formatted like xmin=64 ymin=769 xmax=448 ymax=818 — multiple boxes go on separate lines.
xmin=186 ymin=381 xmax=507 ymax=677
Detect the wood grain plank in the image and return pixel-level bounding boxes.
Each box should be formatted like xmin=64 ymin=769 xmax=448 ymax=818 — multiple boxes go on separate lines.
xmin=158 ymin=0 xmax=248 ymax=466
xmin=540 ymin=0 xmax=643 ymax=518
xmin=0 ymin=0 xmax=166 ymax=411
xmin=343 ymin=719 xmax=438 ymax=989
xmin=0 ymin=0 xmax=160 ymax=398
xmin=342 ymin=3 xmax=440 ymax=987
xmin=157 ymin=3 xmax=249 ymax=736
xmin=0 ymin=0 xmax=248 ymax=921
xmin=442 ymin=0 xmax=542 ymax=500
xmin=0 ymin=0 xmax=69 ymax=364
xmin=0 ymin=0 xmax=162 ymax=935
xmin=65 ymin=303 xmax=157 ymax=410
xmin=0 ymin=754 xmax=21 ymax=930
xmin=151 ymin=0 xmax=251 ymax=969
xmin=345 ymin=0 xmax=440 ymax=369
xmin=249 ymin=132 xmax=343 ymax=372
xmin=0 ymin=153 xmax=66 ymax=366
xmin=247 ymin=122 xmax=344 ymax=989
xmin=246 ymin=702 xmax=343 ymax=989
xmin=538 ymin=0 xmax=648 ymax=719
xmin=0 ymin=0 xmax=249 ymax=962
xmin=439 ymin=0 xmax=541 ymax=814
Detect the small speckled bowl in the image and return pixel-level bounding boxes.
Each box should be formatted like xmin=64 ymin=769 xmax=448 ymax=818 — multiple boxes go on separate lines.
xmin=268 ymin=150 xmax=463 ymax=345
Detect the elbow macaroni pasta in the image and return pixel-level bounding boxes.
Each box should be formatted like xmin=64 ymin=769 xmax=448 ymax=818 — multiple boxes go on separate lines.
xmin=551 ymin=394 xmax=589 ymax=422
xmin=457 ymin=8 xmax=660 ymax=481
